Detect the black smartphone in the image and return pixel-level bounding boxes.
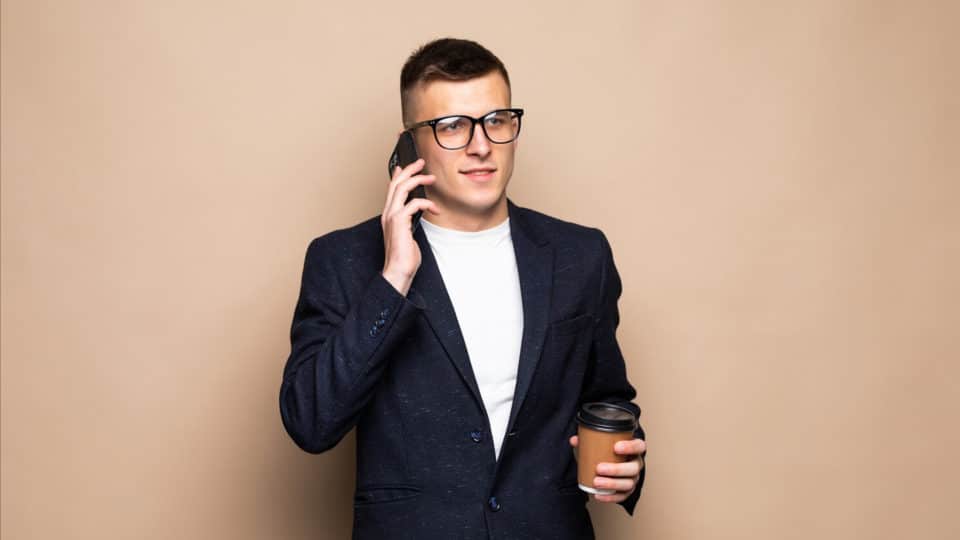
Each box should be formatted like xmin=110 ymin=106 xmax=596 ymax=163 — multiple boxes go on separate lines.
xmin=388 ymin=131 xmax=427 ymax=232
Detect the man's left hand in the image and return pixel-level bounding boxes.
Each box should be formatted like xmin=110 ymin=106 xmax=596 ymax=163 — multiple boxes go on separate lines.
xmin=568 ymin=435 xmax=645 ymax=503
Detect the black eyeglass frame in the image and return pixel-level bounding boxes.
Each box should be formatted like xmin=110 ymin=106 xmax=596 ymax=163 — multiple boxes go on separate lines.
xmin=404 ymin=108 xmax=525 ymax=150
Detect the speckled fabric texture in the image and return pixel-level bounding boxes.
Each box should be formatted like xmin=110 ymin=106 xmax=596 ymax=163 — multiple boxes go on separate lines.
xmin=280 ymin=198 xmax=646 ymax=539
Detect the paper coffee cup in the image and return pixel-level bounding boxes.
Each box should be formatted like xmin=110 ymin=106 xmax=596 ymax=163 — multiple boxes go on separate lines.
xmin=575 ymin=402 xmax=638 ymax=495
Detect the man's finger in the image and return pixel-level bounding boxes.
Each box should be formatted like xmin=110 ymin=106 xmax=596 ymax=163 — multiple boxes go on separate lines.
xmin=614 ymin=438 xmax=646 ymax=456
xmin=385 ymin=159 xmax=426 ymax=215
xmin=596 ymin=459 xmax=641 ymax=477
xmin=402 ymin=197 xmax=439 ymax=219
xmin=392 ymin=173 xmax=435 ymax=216
xmin=592 ymin=475 xmax=636 ymax=492
xmin=388 ymin=158 xmax=423 ymax=188
xmin=593 ymin=492 xmax=629 ymax=503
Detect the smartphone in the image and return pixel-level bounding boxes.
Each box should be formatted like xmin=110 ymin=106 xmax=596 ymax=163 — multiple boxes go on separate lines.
xmin=388 ymin=131 xmax=427 ymax=232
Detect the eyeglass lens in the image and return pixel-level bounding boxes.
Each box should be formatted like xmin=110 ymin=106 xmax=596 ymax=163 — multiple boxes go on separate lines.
xmin=434 ymin=110 xmax=521 ymax=149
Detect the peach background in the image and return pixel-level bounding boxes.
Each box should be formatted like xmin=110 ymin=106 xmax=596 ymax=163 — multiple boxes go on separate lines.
xmin=2 ymin=1 xmax=958 ymax=539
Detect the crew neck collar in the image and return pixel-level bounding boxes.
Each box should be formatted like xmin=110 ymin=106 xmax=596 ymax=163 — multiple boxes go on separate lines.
xmin=420 ymin=215 xmax=511 ymax=244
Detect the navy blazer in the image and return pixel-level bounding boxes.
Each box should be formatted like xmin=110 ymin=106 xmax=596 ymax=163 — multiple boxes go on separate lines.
xmin=280 ymin=198 xmax=646 ymax=539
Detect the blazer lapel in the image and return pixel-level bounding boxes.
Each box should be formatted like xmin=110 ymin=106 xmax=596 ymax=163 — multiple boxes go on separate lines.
xmin=410 ymin=217 xmax=483 ymax=409
xmin=408 ymin=198 xmax=554 ymax=437
xmin=503 ymin=199 xmax=553 ymax=439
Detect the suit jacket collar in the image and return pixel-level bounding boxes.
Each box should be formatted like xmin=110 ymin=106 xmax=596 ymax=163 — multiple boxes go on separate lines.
xmin=409 ymin=197 xmax=554 ymax=458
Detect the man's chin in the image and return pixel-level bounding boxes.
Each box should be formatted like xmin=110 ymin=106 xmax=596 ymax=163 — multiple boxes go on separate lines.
xmin=428 ymin=179 xmax=506 ymax=206
xmin=447 ymin=191 xmax=507 ymax=215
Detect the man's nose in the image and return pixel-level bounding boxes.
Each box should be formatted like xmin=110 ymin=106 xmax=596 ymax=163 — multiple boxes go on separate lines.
xmin=465 ymin=122 xmax=491 ymax=156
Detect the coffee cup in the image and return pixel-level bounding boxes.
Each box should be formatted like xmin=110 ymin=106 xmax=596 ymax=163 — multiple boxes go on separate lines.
xmin=575 ymin=402 xmax=638 ymax=495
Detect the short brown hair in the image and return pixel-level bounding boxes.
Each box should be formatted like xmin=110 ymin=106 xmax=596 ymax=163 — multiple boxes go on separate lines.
xmin=400 ymin=38 xmax=511 ymax=125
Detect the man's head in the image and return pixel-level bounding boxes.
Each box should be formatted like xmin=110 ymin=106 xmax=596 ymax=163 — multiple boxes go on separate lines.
xmin=400 ymin=38 xmax=518 ymax=227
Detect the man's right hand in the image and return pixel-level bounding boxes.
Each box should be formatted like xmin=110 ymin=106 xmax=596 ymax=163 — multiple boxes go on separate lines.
xmin=381 ymin=156 xmax=439 ymax=296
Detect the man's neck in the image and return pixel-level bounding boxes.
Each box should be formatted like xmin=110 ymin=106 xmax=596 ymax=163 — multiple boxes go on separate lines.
xmin=422 ymin=194 xmax=509 ymax=232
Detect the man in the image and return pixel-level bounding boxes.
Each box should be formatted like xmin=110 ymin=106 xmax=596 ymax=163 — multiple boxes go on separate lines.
xmin=279 ymin=38 xmax=646 ymax=539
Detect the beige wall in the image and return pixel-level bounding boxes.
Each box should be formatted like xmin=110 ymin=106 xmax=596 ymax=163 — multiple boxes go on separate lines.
xmin=2 ymin=1 xmax=958 ymax=538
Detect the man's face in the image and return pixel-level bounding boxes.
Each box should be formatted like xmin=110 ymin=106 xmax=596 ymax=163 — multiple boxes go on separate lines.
xmin=406 ymin=71 xmax=516 ymax=218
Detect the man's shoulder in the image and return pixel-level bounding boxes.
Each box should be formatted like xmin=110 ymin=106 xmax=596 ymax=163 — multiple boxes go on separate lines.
xmin=515 ymin=204 xmax=597 ymax=234
xmin=306 ymin=214 xmax=383 ymax=253
xmin=513 ymin=203 xmax=607 ymax=250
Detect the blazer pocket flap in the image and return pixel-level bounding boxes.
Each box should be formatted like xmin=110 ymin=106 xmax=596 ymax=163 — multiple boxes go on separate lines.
xmin=354 ymin=484 xmax=422 ymax=506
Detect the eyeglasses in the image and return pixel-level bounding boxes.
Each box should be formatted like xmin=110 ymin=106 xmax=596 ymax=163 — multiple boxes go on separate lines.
xmin=405 ymin=108 xmax=524 ymax=150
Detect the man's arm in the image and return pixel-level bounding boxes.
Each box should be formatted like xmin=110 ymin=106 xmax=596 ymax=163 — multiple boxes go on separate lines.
xmin=577 ymin=229 xmax=647 ymax=516
xmin=278 ymin=235 xmax=425 ymax=453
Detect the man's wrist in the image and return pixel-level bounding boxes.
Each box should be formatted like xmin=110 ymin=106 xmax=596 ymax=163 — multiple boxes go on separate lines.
xmin=381 ymin=269 xmax=412 ymax=297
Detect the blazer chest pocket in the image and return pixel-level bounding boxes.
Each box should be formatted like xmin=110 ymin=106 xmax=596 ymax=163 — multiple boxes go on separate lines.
xmin=549 ymin=312 xmax=594 ymax=337
xmin=531 ymin=313 xmax=594 ymax=414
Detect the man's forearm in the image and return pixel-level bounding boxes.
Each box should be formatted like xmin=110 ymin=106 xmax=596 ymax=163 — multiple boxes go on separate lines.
xmin=279 ymin=239 xmax=425 ymax=453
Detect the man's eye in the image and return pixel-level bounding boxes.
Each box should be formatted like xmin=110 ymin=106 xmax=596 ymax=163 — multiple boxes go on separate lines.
xmin=438 ymin=119 xmax=466 ymax=132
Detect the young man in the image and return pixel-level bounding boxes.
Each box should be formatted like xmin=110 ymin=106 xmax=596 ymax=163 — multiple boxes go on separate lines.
xmin=280 ymin=38 xmax=646 ymax=539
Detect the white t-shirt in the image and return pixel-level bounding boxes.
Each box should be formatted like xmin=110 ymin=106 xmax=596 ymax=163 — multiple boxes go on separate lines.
xmin=420 ymin=215 xmax=523 ymax=460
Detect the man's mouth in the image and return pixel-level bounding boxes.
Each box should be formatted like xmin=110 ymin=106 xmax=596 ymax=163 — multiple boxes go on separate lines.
xmin=461 ymin=168 xmax=497 ymax=182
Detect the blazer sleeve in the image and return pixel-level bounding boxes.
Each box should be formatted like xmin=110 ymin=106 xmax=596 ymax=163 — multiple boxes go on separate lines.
xmin=578 ymin=229 xmax=647 ymax=516
xmin=279 ymin=235 xmax=426 ymax=454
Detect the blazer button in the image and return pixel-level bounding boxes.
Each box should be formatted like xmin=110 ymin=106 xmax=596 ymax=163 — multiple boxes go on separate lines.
xmin=488 ymin=496 xmax=501 ymax=512
xmin=380 ymin=308 xmax=390 ymax=318
xmin=470 ymin=430 xmax=483 ymax=443
xmin=375 ymin=318 xmax=386 ymax=327
xmin=369 ymin=327 xmax=377 ymax=337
